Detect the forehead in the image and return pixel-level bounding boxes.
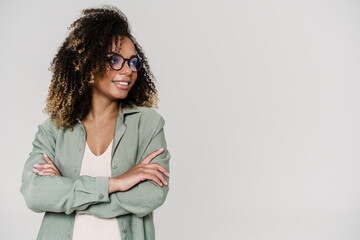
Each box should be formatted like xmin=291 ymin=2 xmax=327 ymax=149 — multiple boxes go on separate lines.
xmin=109 ymin=36 xmax=136 ymax=56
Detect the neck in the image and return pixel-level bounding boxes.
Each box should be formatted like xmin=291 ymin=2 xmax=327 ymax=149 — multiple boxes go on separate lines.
xmin=84 ymin=87 xmax=119 ymax=123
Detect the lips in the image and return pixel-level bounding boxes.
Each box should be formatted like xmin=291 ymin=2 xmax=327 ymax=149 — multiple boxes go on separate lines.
xmin=112 ymin=80 xmax=131 ymax=84
xmin=112 ymin=80 xmax=130 ymax=89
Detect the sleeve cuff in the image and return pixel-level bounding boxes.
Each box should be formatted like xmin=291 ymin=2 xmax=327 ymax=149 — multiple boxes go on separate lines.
xmin=95 ymin=177 xmax=110 ymax=203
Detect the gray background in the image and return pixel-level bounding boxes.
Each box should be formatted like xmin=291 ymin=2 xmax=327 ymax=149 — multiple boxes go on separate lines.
xmin=1 ymin=0 xmax=360 ymax=239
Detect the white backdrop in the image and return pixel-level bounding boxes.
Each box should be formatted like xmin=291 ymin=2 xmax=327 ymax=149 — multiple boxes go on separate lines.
xmin=1 ymin=0 xmax=360 ymax=239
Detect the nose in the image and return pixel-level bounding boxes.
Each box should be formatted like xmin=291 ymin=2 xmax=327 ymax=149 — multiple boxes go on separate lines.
xmin=119 ymin=60 xmax=132 ymax=75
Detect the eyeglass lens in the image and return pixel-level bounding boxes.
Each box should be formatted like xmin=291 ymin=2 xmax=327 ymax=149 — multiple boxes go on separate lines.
xmin=110 ymin=55 xmax=141 ymax=72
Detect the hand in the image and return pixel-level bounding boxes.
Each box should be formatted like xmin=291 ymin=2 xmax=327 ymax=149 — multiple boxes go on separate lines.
xmin=109 ymin=148 xmax=170 ymax=193
xmin=32 ymin=153 xmax=62 ymax=176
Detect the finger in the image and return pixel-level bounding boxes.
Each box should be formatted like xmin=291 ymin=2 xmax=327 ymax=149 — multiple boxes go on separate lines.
xmin=152 ymin=169 xmax=168 ymax=186
xmin=43 ymin=153 xmax=53 ymax=164
xmin=150 ymin=163 xmax=170 ymax=178
xmin=40 ymin=169 xmax=58 ymax=174
xmin=142 ymin=168 xmax=167 ymax=186
xmin=34 ymin=170 xmax=53 ymax=176
xmin=42 ymin=166 xmax=60 ymax=175
xmin=38 ymin=172 xmax=55 ymax=176
xmin=33 ymin=163 xmax=60 ymax=175
xmin=38 ymin=169 xmax=60 ymax=176
xmin=33 ymin=163 xmax=54 ymax=169
xmin=145 ymin=173 xmax=163 ymax=187
xmin=33 ymin=169 xmax=59 ymax=175
xmin=141 ymin=148 xmax=164 ymax=164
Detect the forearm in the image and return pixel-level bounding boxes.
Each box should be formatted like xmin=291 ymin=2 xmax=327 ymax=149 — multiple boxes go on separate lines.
xmin=76 ymin=190 xmax=131 ymax=218
xmin=21 ymin=167 xmax=110 ymax=214
xmin=77 ymin=115 xmax=171 ymax=218
xmin=109 ymin=177 xmax=118 ymax=194
xmin=77 ymin=177 xmax=169 ymax=218
xmin=20 ymin=124 xmax=110 ymax=215
xmin=78 ymin=146 xmax=170 ymax=218
xmin=113 ymin=179 xmax=169 ymax=217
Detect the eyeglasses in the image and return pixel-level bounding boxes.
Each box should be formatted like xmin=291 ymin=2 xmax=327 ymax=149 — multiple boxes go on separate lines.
xmin=106 ymin=53 xmax=142 ymax=72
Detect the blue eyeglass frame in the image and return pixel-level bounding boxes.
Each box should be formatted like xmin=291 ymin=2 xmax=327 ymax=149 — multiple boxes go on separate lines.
xmin=106 ymin=53 xmax=142 ymax=72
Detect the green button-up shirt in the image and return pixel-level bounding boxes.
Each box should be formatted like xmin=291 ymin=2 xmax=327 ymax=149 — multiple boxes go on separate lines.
xmin=20 ymin=105 xmax=170 ymax=240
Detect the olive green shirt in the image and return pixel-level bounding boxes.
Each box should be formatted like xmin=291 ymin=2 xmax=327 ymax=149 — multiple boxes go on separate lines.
xmin=20 ymin=105 xmax=170 ymax=240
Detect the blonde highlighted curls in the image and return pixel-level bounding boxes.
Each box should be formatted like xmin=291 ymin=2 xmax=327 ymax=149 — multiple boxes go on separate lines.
xmin=43 ymin=5 xmax=159 ymax=131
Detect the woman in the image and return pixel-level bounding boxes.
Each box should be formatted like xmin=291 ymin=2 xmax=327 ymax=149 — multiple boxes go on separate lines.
xmin=20 ymin=5 xmax=170 ymax=240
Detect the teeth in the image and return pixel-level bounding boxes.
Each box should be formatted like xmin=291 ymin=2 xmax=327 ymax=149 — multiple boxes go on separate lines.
xmin=115 ymin=81 xmax=128 ymax=85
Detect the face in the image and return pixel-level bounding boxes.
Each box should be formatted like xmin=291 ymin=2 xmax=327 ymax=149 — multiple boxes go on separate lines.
xmin=92 ymin=36 xmax=138 ymax=100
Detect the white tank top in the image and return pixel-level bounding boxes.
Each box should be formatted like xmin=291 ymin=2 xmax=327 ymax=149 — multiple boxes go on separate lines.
xmin=72 ymin=139 xmax=122 ymax=240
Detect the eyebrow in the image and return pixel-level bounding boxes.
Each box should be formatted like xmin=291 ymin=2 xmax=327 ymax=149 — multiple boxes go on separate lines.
xmin=107 ymin=52 xmax=138 ymax=59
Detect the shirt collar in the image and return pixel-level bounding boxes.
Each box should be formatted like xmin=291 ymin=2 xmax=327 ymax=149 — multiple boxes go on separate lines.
xmin=76 ymin=104 xmax=140 ymax=124
xmin=119 ymin=104 xmax=140 ymax=122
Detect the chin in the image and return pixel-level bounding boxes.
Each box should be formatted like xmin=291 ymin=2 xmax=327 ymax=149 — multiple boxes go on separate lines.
xmin=113 ymin=93 xmax=129 ymax=100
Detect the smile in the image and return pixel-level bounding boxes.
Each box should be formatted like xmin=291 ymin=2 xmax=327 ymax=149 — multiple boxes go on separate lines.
xmin=112 ymin=81 xmax=128 ymax=85
xmin=112 ymin=81 xmax=129 ymax=89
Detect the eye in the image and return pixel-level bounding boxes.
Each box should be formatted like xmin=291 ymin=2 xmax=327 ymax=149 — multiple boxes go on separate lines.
xmin=108 ymin=55 xmax=124 ymax=69
xmin=129 ymin=57 xmax=142 ymax=71
xmin=111 ymin=56 xmax=120 ymax=64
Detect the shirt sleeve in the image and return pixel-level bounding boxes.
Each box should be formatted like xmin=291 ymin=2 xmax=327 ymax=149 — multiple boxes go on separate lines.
xmin=76 ymin=115 xmax=170 ymax=218
xmin=20 ymin=123 xmax=111 ymax=215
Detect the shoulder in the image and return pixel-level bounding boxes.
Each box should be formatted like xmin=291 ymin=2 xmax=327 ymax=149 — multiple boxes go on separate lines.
xmin=38 ymin=117 xmax=63 ymax=137
xmin=137 ymin=106 xmax=163 ymax=122
xmin=135 ymin=106 xmax=166 ymax=131
xmin=31 ymin=118 xmax=60 ymax=149
xmin=136 ymin=106 xmax=162 ymax=120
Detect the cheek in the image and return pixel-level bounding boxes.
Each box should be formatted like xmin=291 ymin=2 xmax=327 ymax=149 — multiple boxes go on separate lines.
xmin=95 ymin=68 xmax=112 ymax=82
xmin=106 ymin=65 xmax=113 ymax=72
xmin=104 ymin=66 xmax=112 ymax=75
xmin=104 ymin=69 xmax=117 ymax=80
xmin=95 ymin=72 xmax=116 ymax=88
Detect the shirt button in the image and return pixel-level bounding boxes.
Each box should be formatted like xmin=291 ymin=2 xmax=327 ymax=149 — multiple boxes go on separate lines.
xmin=78 ymin=148 xmax=81 ymax=152
xmin=112 ymin=165 xmax=117 ymax=169
xmin=122 ymin=229 xmax=127 ymax=233
xmin=99 ymin=194 xmax=104 ymax=199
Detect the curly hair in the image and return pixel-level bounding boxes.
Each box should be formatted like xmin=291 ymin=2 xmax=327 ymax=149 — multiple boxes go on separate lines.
xmin=43 ymin=5 xmax=158 ymax=131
